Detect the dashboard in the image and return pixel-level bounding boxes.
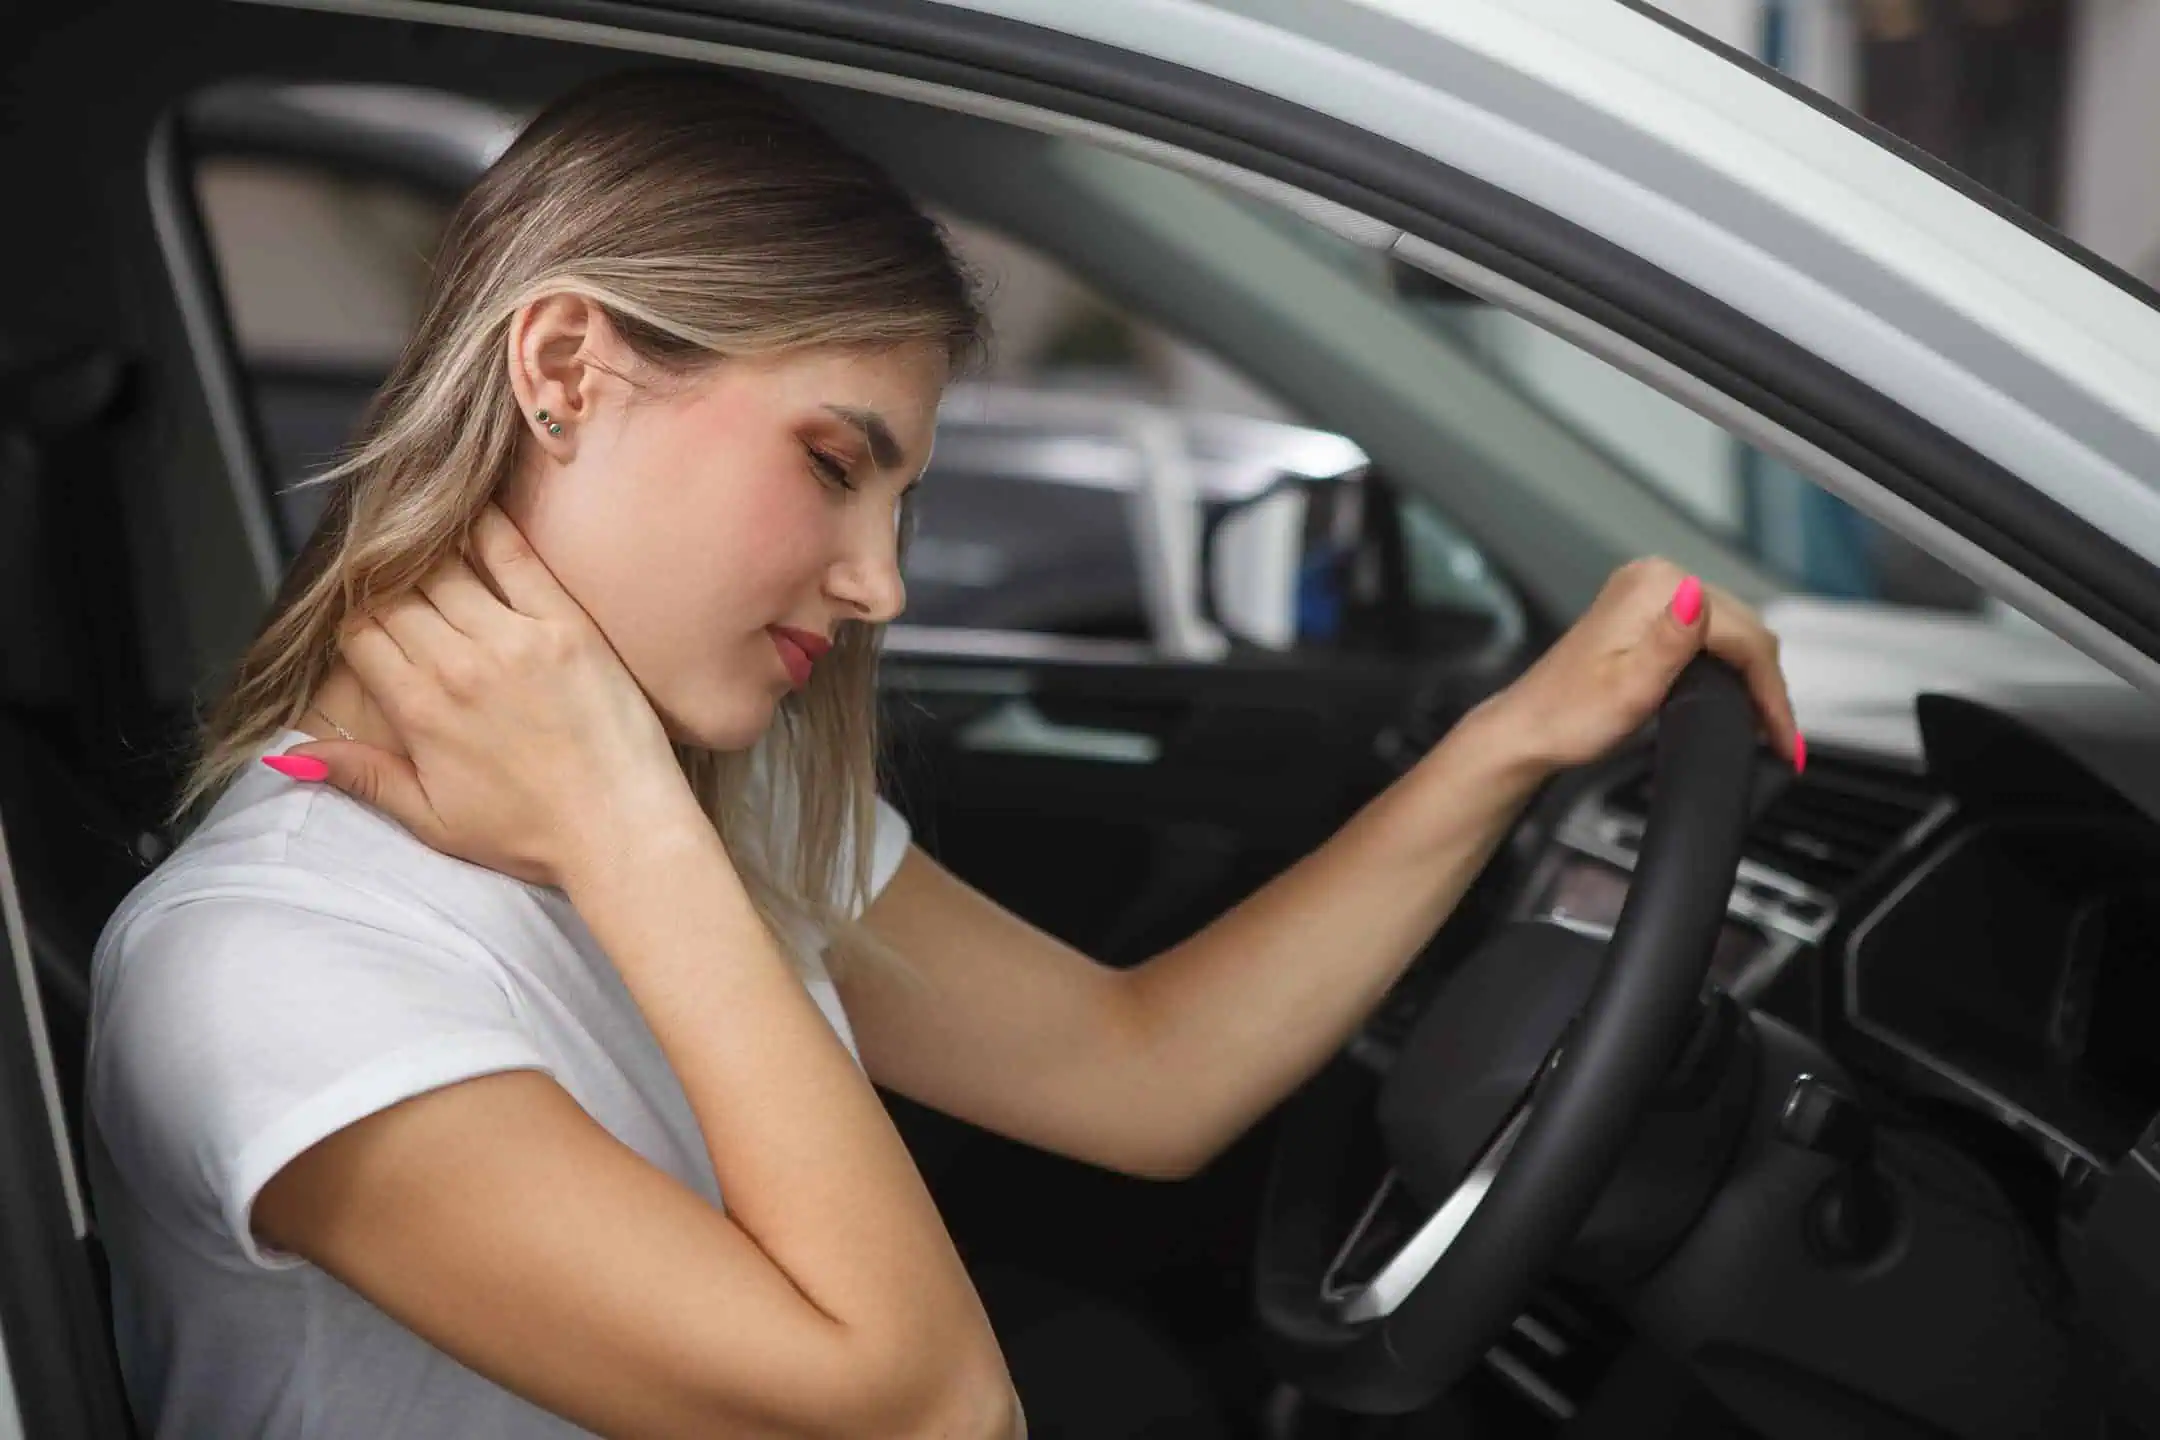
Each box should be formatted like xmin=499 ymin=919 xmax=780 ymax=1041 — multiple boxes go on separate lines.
xmin=1360 ymin=627 xmax=2160 ymax=1189
xmin=1844 ymin=812 xmax=2160 ymax=1167
xmin=1336 ymin=601 xmax=2160 ymax=1433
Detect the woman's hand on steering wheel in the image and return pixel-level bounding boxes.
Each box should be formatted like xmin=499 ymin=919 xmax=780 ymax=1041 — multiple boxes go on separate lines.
xmin=1476 ymin=558 xmax=1801 ymax=777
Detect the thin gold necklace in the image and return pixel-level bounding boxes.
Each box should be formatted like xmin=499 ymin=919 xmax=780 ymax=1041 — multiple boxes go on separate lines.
xmin=312 ymin=703 xmax=358 ymax=744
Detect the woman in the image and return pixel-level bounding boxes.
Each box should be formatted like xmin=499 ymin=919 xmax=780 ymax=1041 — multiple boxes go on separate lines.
xmin=84 ymin=66 xmax=1800 ymax=1440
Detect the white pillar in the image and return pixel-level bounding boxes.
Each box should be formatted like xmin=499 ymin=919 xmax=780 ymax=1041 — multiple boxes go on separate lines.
xmin=2063 ymin=0 xmax=2160 ymax=281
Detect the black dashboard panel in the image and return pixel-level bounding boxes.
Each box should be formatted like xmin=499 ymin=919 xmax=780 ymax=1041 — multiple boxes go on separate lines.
xmin=1819 ymin=686 xmax=2160 ymax=1170
xmin=1919 ymin=689 xmax=2159 ymax=828
xmin=1844 ymin=817 xmax=2160 ymax=1164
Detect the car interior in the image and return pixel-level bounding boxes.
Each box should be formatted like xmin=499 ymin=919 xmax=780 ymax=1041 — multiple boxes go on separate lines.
xmin=10 ymin=6 xmax=2160 ymax=1439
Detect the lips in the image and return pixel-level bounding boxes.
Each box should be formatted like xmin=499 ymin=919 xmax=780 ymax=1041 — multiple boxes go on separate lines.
xmin=768 ymin=627 xmax=830 ymax=689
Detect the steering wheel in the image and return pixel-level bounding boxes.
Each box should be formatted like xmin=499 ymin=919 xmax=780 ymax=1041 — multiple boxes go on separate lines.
xmin=1253 ymin=657 xmax=1759 ymax=1414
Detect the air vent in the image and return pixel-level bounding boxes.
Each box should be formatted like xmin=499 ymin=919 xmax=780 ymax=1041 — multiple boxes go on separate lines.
xmin=1605 ymin=760 xmax=1941 ymax=894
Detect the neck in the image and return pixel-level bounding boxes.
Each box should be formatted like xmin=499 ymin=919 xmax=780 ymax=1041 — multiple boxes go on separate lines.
xmin=295 ymin=661 xmax=409 ymax=759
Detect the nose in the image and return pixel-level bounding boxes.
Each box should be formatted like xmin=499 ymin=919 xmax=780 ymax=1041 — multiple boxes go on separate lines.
xmin=824 ymin=499 xmax=907 ymax=626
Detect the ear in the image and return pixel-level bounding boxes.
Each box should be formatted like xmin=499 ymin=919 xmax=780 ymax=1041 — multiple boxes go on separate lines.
xmin=504 ymin=294 xmax=614 ymax=451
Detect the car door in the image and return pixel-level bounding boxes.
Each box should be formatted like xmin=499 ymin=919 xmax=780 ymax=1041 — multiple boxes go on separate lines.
xmin=0 ymin=813 xmax=130 ymax=1439
xmin=23 ymin=0 xmax=2155 ymax=943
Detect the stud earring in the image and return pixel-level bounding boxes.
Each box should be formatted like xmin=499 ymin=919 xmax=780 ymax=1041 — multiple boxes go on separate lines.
xmin=534 ymin=408 xmax=563 ymax=437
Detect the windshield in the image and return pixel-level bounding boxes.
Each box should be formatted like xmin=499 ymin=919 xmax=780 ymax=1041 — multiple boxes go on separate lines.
xmin=1258 ymin=214 xmax=1983 ymax=611
xmin=1399 ymin=281 xmax=1983 ymax=610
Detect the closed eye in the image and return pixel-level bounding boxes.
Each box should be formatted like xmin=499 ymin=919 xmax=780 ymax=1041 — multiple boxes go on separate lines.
xmin=806 ymin=445 xmax=856 ymax=492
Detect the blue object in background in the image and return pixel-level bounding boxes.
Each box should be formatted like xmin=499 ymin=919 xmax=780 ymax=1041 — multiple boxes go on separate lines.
xmin=1296 ymin=546 xmax=1344 ymax=642
xmin=1741 ymin=449 xmax=1880 ymax=598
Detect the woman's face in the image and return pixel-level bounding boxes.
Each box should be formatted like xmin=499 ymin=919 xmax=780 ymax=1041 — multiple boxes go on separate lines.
xmin=501 ymin=304 xmax=944 ymax=751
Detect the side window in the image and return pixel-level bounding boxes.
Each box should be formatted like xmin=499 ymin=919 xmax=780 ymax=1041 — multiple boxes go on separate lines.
xmin=1399 ymin=489 xmax=1512 ymax=619
xmin=192 ymin=145 xmax=459 ymax=550
xmin=893 ymin=453 xmax=1147 ymax=640
xmin=908 ymin=214 xmax=1299 ymax=651
xmin=925 ymin=215 xmax=1519 ymax=657
xmin=1383 ymin=259 xmax=1985 ymax=611
xmin=186 ymin=85 xmax=509 ymax=553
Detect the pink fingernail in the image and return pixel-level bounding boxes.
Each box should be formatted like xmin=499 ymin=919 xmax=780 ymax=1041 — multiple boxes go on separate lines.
xmin=1669 ymin=576 xmax=1703 ymax=627
xmin=262 ymin=755 xmax=329 ymax=782
xmin=1792 ymin=731 xmax=1808 ymax=775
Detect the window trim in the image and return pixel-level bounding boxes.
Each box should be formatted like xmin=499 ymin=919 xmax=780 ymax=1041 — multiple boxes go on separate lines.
xmin=148 ymin=110 xmax=291 ymax=594
xmin=883 ymin=626 xmax=1158 ymax=670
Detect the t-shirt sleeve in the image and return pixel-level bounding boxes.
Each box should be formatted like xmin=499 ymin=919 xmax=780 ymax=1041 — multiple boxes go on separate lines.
xmin=90 ymin=893 xmax=552 ymax=1270
xmin=861 ymin=794 xmax=912 ymax=914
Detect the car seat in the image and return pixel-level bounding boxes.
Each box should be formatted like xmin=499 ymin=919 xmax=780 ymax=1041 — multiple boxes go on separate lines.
xmin=0 ymin=345 xmax=175 ymax=1438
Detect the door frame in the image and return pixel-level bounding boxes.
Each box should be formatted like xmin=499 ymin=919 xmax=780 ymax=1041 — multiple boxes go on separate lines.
xmin=0 ymin=813 xmax=125 ymax=1439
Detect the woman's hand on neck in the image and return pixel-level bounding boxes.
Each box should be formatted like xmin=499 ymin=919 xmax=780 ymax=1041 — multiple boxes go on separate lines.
xmin=298 ymin=661 xmax=409 ymax=760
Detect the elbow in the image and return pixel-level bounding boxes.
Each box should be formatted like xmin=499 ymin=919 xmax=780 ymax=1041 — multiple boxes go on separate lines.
xmin=821 ymin=1332 xmax=1019 ymax=1440
xmin=1121 ymin=1147 xmax=1205 ymax=1184
xmin=903 ymin=1368 xmax=1025 ymax=1440
xmin=673 ymin=1319 xmax=1016 ymax=1440
xmin=888 ymin=1357 xmax=1022 ymax=1440
xmin=1114 ymin=1130 xmax=1218 ymax=1183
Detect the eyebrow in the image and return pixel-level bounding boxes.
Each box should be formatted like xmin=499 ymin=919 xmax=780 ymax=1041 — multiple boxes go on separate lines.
xmin=822 ymin=404 xmax=905 ymax=472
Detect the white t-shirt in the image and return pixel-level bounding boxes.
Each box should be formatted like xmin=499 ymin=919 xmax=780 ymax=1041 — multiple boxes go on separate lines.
xmin=84 ymin=726 xmax=911 ymax=1440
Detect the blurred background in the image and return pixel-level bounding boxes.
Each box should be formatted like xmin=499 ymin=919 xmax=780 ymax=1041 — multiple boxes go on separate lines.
xmin=1637 ymin=0 xmax=2160 ymax=601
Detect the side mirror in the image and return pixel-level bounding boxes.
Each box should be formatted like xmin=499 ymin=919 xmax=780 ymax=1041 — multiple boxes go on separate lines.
xmin=1199 ymin=469 xmax=1416 ymax=654
xmin=1198 ymin=474 xmax=1311 ymax=648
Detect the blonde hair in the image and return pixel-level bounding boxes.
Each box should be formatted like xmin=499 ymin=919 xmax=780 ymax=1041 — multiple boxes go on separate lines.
xmin=170 ymin=68 xmax=985 ymax=975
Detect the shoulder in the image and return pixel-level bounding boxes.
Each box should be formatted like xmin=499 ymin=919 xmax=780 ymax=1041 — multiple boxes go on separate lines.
xmin=87 ymin=768 xmax=552 ymax=1068
xmin=87 ymin=844 xmax=522 ymax=1124
xmin=86 ymin=768 xmax=542 ymax=1146
xmin=86 ymin=777 xmax=557 ymax=1260
xmin=98 ymin=750 xmax=546 ymax=989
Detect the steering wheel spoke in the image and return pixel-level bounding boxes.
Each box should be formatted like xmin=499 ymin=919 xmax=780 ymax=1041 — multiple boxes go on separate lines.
xmin=1330 ymin=1102 xmax=1534 ymax=1322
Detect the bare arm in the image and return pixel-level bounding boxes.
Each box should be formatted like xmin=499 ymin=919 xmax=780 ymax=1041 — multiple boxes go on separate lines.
xmin=256 ymin=1072 xmax=994 ymax=1439
xmin=845 ymin=708 xmax=1537 ymax=1180
xmin=846 ymin=562 xmax=1797 ymax=1180
xmin=260 ymin=505 xmax=1020 ymax=1439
